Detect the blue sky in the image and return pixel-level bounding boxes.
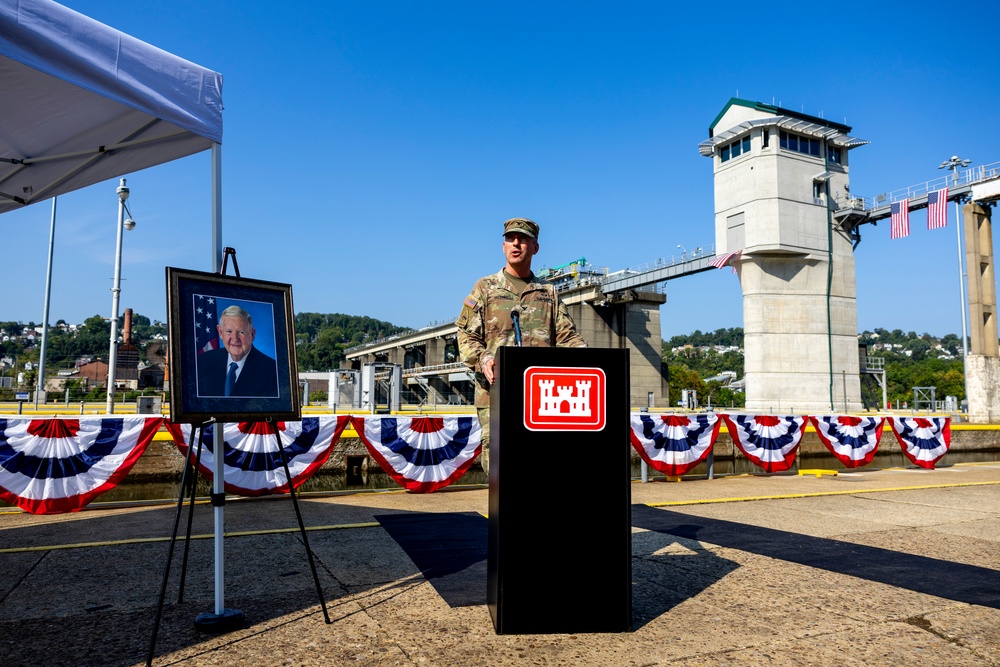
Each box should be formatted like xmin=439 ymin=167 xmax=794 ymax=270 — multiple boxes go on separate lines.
xmin=4 ymin=1 xmax=1000 ymax=341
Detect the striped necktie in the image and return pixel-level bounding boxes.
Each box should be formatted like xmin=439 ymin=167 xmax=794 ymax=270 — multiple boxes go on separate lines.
xmin=225 ymin=362 xmax=238 ymax=396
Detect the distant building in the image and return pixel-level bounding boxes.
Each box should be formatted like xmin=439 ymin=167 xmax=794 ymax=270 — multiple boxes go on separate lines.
xmin=78 ymin=359 xmax=109 ymax=388
xmin=700 ymin=98 xmax=867 ymax=412
xmin=138 ymin=362 xmax=165 ymax=390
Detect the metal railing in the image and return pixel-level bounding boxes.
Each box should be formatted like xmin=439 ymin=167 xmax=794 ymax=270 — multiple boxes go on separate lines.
xmin=844 ymin=160 xmax=1000 ymax=210
xmin=617 ymin=244 xmax=716 ymax=277
xmin=344 ymin=320 xmax=456 ymax=354
xmin=401 ymin=362 xmax=467 ymax=378
xmin=861 ymin=356 xmax=885 ymax=372
xmin=601 ymin=245 xmax=718 ymax=294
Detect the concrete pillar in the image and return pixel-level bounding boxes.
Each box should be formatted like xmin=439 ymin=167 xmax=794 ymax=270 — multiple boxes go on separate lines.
xmin=741 ymin=248 xmax=861 ymax=413
xmin=965 ymin=203 xmax=998 ymax=356
xmin=564 ymin=288 xmax=669 ymax=408
xmin=426 ymin=337 xmax=447 ymax=366
xmin=964 ymin=202 xmax=1000 ymax=423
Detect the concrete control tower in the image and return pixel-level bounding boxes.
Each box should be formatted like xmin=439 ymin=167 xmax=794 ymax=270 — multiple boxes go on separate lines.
xmin=699 ymin=99 xmax=869 ymax=412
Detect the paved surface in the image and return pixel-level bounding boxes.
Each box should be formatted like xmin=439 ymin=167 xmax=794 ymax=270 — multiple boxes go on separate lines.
xmin=2 ymin=462 xmax=1000 ymax=666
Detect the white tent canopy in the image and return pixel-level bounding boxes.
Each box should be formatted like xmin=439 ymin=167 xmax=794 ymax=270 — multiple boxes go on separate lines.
xmin=0 ymin=0 xmax=233 ymax=625
xmin=0 ymin=0 xmax=223 ymax=214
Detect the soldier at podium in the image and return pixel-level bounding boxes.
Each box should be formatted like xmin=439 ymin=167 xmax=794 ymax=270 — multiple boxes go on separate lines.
xmin=455 ymin=217 xmax=587 ymax=472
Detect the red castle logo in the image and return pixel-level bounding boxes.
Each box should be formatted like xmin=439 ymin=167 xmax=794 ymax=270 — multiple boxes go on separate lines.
xmin=523 ymin=366 xmax=606 ymax=431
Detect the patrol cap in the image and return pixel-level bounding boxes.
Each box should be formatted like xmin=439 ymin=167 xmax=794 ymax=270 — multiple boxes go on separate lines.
xmin=502 ymin=217 xmax=539 ymax=239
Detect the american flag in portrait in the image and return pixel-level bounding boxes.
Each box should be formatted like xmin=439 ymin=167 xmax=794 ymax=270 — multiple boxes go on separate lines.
xmin=927 ymin=187 xmax=948 ymax=230
xmin=890 ymin=199 xmax=910 ymax=239
xmin=193 ymin=294 xmax=219 ymax=353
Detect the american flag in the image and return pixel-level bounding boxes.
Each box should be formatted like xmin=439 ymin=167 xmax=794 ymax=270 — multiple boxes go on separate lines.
xmin=890 ymin=199 xmax=910 ymax=239
xmin=193 ymin=294 xmax=219 ymax=353
xmin=710 ymin=249 xmax=742 ymax=272
xmin=927 ymin=187 xmax=948 ymax=230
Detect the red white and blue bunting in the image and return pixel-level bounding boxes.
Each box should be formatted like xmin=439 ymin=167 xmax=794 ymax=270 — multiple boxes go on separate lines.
xmin=0 ymin=417 xmax=162 ymax=514
xmin=888 ymin=416 xmax=951 ymax=469
xmin=1 ymin=411 xmax=959 ymax=514
xmin=629 ymin=413 xmax=721 ymax=476
xmin=165 ymin=415 xmax=350 ymax=496
xmin=351 ymin=416 xmax=481 ymax=493
xmin=810 ymin=415 xmax=886 ymax=468
xmin=720 ymin=414 xmax=806 ymax=473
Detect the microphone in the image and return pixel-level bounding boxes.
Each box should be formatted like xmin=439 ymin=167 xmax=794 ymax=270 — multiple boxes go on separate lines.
xmin=511 ymin=308 xmax=523 ymax=347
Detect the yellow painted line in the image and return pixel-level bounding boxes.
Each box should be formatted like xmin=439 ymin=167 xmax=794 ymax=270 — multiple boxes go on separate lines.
xmin=0 ymin=521 xmax=382 ymax=554
xmin=644 ymin=480 xmax=1000 ymax=507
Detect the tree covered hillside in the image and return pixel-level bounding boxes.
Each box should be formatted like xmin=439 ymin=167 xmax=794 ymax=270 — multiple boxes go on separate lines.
xmin=1 ymin=312 xmax=409 ymax=384
xmin=294 ymin=313 xmax=408 ymax=371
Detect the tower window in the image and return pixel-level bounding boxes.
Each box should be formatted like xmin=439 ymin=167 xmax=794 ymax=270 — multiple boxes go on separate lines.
xmin=780 ymin=130 xmax=820 ymax=157
xmin=720 ymin=135 xmax=751 ymax=163
xmin=828 ymin=145 xmax=842 ymax=164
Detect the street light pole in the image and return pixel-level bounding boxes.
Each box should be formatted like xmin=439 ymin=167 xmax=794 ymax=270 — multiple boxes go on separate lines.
xmin=938 ymin=155 xmax=972 ymax=413
xmin=106 ymin=179 xmax=131 ymax=414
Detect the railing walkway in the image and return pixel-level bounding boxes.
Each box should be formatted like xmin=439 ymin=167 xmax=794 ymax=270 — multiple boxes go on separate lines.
xmin=600 ymin=245 xmax=718 ymax=293
xmin=835 ymin=159 xmax=1000 ymax=223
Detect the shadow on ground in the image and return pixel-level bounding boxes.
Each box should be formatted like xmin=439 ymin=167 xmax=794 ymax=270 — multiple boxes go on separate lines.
xmin=631 ymin=504 xmax=1000 ymax=609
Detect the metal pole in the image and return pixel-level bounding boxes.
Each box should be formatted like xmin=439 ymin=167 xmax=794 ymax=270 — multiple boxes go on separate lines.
xmin=106 ymin=179 xmax=128 ymax=414
xmin=956 ymin=198 xmax=970 ymax=414
xmin=210 ymin=143 xmax=226 ymax=618
xmin=881 ymin=369 xmax=887 ymax=413
xmin=37 ymin=197 xmax=57 ymax=404
xmin=842 ymin=370 xmax=847 ymax=414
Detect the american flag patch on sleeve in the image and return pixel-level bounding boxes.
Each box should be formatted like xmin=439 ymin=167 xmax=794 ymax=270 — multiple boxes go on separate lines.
xmin=464 ymin=295 xmax=479 ymax=310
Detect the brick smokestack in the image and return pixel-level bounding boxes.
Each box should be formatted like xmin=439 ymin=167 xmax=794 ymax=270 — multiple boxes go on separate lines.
xmin=123 ymin=308 xmax=133 ymax=345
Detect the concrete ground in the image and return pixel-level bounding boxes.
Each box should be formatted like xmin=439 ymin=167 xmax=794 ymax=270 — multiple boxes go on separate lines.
xmin=2 ymin=462 xmax=999 ymax=666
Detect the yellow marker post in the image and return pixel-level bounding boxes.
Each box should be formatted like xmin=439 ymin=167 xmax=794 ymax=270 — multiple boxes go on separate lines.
xmin=797 ymin=469 xmax=838 ymax=478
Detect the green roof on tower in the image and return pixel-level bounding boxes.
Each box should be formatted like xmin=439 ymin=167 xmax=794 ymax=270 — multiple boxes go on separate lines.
xmin=709 ymin=98 xmax=852 ymax=137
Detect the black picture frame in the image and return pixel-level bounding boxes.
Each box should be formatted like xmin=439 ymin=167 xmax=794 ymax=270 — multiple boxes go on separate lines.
xmin=166 ymin=267 xmax=301 ymax=424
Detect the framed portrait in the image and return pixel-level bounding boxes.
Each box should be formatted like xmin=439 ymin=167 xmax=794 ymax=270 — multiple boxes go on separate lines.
xmin=166 ymin=267 xmax=301 ymax=424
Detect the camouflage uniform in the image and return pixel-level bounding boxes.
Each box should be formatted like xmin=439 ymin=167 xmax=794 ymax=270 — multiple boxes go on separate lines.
xmin=456 ymin=269 xmax=587 ymax=471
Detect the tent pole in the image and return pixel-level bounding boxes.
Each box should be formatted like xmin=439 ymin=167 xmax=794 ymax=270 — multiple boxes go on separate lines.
xmin=212 ymin=143 xmax=224 ymax=616
xmin=196 ymin=143 xmax=243 ymax=632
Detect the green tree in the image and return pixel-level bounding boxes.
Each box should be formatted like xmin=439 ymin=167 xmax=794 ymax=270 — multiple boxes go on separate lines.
xmin=667 ymin=364 xmax=705 ymax=407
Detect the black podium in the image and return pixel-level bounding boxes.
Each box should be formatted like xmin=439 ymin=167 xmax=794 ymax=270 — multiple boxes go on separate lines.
xmin=487 ymin=346 xmax=631 ymax=634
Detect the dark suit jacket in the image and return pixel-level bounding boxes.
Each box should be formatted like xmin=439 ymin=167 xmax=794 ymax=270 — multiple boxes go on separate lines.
xmin=196 ymin=346 xmax=279 ymax=398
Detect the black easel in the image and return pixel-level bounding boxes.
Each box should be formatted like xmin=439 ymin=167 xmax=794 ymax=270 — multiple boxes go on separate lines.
xmin=146 ymin=421 xmax=211 ymax=667
xmin=146 ymin=248 xmax=329 ymax=667
xmin=267 ymin=418 xmax=331 ymax=623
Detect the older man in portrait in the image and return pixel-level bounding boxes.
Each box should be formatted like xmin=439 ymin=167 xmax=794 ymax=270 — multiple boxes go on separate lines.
xmin=196 ymin=304 xmax=279 ymax=397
